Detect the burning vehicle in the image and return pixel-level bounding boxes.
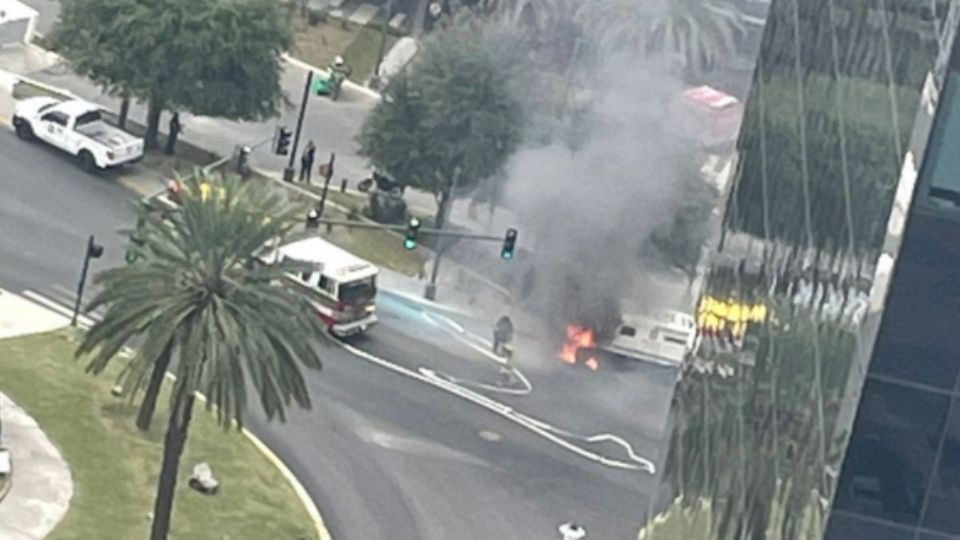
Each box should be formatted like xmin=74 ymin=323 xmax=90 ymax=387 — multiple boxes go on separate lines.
xmin=559 ymin=314 xmax=692 ymax=371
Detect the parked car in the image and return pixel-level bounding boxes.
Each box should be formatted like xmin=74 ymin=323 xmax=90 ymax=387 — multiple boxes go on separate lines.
xmin=13 ymin=97 xmax=144 ymax=171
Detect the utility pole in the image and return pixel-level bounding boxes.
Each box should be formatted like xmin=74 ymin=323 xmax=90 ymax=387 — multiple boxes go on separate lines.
xmin=72 ymin=235 xmax=103 ymax=327
xmin=316 ymin=152 xmax=336 ymax=219
xmin=425 ymin=169 xmax=460 ymax=301
xmin=284 ymin=71 xmax=314 ymax=182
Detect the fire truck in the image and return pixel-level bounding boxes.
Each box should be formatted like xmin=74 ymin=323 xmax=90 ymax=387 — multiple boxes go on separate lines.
xmin=260 ymin=237 xmax=379 ymax=337
xmin=670 ymin=85 xmax=744 ymax=149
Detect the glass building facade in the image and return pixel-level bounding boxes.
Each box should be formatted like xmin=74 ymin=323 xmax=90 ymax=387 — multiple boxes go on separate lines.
xmin=645 ymin=0 xmax=960 ymax=538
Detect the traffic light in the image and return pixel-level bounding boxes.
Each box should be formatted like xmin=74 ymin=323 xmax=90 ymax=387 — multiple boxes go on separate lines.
xmin=501 ymin=228 xmax=517 ymax=260
xmin=87 ymin=235 xmax=104 ymax=259
xmin=404 ymin=217 xmax=421 ymax=250
xmin=275 ymin=127 xmax=292 ymax=156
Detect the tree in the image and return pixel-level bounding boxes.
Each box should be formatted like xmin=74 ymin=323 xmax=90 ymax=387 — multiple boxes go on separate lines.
xmin=575 ymin=0 xmax=744 ymax=78
xmin=49 ymin=0 xmax=291 ymax=150
xmin=76 ymin=176 xmax=326 ymax=539
xmin=358 ymin=16 xmax=525 ymax=229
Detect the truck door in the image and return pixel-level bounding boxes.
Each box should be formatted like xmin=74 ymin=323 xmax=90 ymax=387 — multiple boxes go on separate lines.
xmin=38 ymin=110 xmax=69 ymax=149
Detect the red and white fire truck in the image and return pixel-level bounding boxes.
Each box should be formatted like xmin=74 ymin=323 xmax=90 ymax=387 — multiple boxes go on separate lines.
xmin=262 ymin=237 xmax=379 ymax=337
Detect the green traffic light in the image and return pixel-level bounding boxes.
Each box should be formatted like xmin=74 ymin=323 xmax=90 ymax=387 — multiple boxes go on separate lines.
xmin=404 ymin=239 xmax=417 ymax=250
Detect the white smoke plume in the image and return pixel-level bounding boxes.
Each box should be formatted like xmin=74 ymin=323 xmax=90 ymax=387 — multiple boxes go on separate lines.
xmin=502 ymin=57 xmax=702 ymax=337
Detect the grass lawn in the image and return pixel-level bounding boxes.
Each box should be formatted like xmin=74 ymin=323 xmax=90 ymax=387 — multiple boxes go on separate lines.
xmin=0 ymin=331 xmax=316 ymax=540
xmin=290 ymin=16 xmax=398 ymax=83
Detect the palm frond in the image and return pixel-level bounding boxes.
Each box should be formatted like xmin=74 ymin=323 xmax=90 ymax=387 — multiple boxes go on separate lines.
xmin=78 ymin=174 xmax=327 ymax=426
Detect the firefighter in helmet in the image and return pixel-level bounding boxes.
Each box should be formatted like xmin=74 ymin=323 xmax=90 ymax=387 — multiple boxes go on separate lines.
xmin=493 ymin=314 xmax=514 ymax=357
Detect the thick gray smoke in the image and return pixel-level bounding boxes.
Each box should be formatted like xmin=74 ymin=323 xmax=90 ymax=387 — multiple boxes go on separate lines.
xmin=503 ymin=59 xmax=698 ymax=338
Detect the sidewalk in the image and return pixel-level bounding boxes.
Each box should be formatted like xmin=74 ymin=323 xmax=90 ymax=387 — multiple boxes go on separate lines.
xmin=0 ymin=290 xmax=74 ymax=540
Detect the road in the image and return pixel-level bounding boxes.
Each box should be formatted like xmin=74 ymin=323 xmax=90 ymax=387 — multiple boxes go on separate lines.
xmin=0 ymin=127 xmax=670 ymax=538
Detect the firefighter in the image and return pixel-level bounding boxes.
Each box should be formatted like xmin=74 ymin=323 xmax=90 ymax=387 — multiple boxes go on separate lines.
xmin=493 ymin=314 xmax=514 ymax=356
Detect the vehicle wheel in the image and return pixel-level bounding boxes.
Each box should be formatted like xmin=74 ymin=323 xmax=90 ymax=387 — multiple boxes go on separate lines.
xmin=77 ymin=151 xmax=96 ymax=173
xmin=14 ymin=119 xmax=33 ymax=140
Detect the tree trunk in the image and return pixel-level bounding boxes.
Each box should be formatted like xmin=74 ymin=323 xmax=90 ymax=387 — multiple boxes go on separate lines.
xmin=145 ymin=99 xmax=163 ymax=150
xmin=149 ymin=384 xmax=196 ymax=540
xmin=118 ymin=94 xmax=131 ymax=130
xmin=136 ymin=341 xmax=175 ymax=432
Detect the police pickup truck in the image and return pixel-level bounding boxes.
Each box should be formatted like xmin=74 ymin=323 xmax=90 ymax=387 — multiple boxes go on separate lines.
xmin=13 ymin=97 xmax=144 ymax=171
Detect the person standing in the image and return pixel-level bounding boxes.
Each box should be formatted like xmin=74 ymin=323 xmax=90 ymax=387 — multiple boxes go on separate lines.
xmin=164 ymin=112 xmax=182 ymax=156
xmin=300 ymin=140 xmax=317 ymax=184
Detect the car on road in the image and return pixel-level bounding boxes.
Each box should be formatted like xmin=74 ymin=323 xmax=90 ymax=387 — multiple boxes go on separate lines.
xmin=12 ymin=97 xmax=144 ymax=171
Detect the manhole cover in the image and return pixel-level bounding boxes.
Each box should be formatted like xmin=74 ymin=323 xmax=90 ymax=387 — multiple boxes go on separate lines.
xmin=478 ymin=430 xmax=502 ymax=442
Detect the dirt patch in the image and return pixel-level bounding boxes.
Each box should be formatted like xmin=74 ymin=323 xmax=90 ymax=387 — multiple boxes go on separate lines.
xmin=290 ymin=15 xmax=397 ymax=83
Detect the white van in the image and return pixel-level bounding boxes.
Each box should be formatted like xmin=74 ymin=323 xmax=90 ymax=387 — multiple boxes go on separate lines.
xmin=267 ymin=237 xmax=379 ymax=337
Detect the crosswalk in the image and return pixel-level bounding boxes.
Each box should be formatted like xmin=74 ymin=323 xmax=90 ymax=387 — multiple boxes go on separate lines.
xmin=21 ymin=284 xmax=104 ymax=330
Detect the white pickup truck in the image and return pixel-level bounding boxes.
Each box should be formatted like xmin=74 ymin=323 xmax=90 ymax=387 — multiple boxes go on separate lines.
xmin=12 ymin=97 xmax=144 ymax=171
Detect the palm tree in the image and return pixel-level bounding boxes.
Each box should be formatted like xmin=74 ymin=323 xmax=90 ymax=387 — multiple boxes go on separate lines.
xmin=76 ymin=175 xmax=327 ymax=540
xmin=576 ymin=0 xmax=745 ymax=78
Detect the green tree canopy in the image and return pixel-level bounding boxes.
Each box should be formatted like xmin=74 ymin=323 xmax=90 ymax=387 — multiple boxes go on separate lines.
xmin=50 ymin=0 xmax=291 ymax=148
xmin=358 ymin=16 xmax=525 ymax=227
xmin=76 ymin=175 xmax=325 ymax=539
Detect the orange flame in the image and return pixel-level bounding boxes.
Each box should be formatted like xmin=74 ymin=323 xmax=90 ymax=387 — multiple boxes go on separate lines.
xmin=560 ymin=325 xmax=598 ymax=369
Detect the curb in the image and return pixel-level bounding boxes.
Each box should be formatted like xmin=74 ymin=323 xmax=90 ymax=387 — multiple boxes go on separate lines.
xmin=282 ymin=53 xmax=382 ymax=101
xmin=239 ymin=428 xmax=331 ymax=540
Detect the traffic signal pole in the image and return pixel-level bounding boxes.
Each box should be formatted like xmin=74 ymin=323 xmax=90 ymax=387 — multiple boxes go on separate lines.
xmin=284 ymin=70 xmax=314 ymax=182
xmin=72 ymin=235 xmax=103 ymax=327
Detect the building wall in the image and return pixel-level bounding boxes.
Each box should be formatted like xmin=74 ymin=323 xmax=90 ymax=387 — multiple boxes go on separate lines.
xmin=651 ymin=0 xmax=954 ymax=537
xmin=825 ymin=5 xmax=960 ymax=537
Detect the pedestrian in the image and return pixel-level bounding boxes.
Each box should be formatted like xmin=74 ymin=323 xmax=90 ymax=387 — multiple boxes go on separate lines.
xmin=164 ymin=112 xmax=182 ymax=156
xmin=300 ymin=140 xmax=317 ymax=184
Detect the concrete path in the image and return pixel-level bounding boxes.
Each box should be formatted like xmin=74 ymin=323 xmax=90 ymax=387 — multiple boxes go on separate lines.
xmin=0 ymin=290 xmax=73 ymax=540
xmin=0 ymin=288 xmax=68 ymax=339
xmin=0 ymin=393 xmax=74 ymax=540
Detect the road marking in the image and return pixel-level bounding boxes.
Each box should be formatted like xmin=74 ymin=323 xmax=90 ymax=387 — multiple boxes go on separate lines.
xmin=478 ymin=430 xmax=502 ymax=442
xmin=335 ymin=340 xmax=656 ymax=474
xmin=21 ymin=290 xmax=96 ymax=329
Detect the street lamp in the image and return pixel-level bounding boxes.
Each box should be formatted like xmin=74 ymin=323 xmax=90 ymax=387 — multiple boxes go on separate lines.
xmin=72 ymin=235 xmax=103 ymax=327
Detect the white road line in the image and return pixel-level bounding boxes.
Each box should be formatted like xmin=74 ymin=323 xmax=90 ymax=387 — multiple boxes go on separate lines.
xmin=420 ymin=311 xmax=534 ymax=395
xmin=422 ymin=368 xmax=532 ymax=397
xmin=21 ymin=290 xmax=95 ymax=329
xmin=335 ymin=340 xmax=656 ymax=474
xmin=49 ymin=284 xmax=105 ymax=322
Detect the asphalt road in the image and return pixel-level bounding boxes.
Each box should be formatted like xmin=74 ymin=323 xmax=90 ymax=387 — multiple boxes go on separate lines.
xmin=0 ymin=130 xmax=662 ymax=538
